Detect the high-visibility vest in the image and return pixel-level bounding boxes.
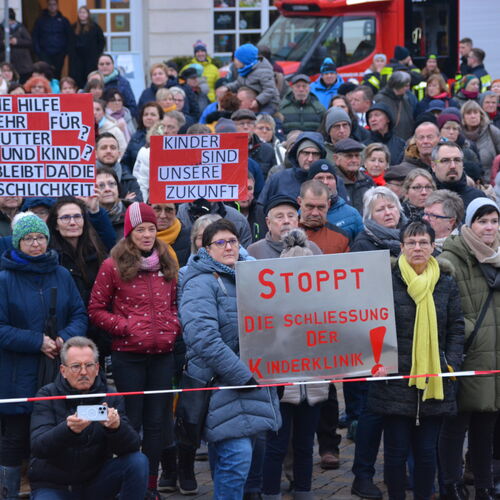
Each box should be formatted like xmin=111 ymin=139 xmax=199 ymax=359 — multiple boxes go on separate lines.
xmin=367 ymin=74 xmax=381 ymax=90
xmin=480 ymin=74 xmax=492 ymax=92
xmin=412 ymin=81 xmax=427 ymax=101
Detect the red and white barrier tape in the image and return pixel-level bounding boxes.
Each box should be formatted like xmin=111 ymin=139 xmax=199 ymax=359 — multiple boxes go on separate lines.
xmin=0 ymin=369 xmax=499 ymax=404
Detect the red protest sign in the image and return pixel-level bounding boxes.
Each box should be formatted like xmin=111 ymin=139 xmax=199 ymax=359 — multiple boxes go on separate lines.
xmin=0 ymin=93 xmax=95 ymax=197
xmin=149 ymin=133 xmax=248 ymax=203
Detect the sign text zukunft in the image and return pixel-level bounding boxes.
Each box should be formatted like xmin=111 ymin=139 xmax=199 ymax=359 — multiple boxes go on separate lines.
xmin=149 ymin=133 xmax=248 ymax=203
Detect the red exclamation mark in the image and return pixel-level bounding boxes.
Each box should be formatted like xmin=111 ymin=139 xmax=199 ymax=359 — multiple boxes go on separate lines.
xmin=370 ymin=326 xmax=386 ymax=375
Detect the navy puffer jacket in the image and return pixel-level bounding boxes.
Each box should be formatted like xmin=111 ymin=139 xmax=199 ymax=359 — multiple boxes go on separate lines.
xmin=179 ymin=249 xmax=281 ymax=443
xmin=368 ymin=258 xmax=464 ymax=419
xmin=0 ymin=250 xmax=87 ymax=414
xmin=30 ymin=373 xmax=140 ymax=489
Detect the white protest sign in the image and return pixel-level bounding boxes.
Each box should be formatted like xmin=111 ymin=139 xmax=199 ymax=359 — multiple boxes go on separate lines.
xmin=236 ymin=250 xmax=399 ymax=382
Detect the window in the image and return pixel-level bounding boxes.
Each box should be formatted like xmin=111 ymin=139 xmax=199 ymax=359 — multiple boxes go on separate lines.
xmin=320 ymin=17 xmax=376 ymax=68
xmin=259 ymin=15 xmax=330 ymax=62
xmin=213 ymin=0 xmax=278 ymax=62
xmin=82 ymin=0 xmax=135 ymax=52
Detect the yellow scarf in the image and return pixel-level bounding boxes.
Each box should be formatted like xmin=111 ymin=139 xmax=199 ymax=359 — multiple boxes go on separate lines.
xmin=156 ymin=218 xmax=181 ymax=267
xmin=398 ymin=254 xmax=443 ymax=401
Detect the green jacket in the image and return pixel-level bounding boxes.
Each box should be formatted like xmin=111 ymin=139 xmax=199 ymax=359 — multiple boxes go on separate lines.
xmin=440 ymin=235 xmax=500 ymax=412
xmin=279 ymin=92 xmax=325 ymax=135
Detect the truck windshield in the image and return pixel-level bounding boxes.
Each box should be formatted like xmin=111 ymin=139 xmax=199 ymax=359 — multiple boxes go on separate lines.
xmin=259 ymin=16 xmax=330 ymax=62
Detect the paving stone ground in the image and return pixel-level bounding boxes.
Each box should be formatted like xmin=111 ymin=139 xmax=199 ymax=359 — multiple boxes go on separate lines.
xmin=162 ymin=392 xmax=387 ymax=499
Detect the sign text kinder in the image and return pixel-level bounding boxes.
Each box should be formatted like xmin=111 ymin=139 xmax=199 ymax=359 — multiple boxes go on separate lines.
xmin=149 ymin=133 xmax=248 ymax=203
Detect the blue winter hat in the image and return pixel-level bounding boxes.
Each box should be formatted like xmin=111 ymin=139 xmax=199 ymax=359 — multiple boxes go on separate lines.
xmin=12 ymin=212 xmax=50 ymax=249
xmin=320 ymin=57 xmax=337 ymax=74
xmin=234 ymin=43 xmax=259 ymax=66
xmin=21 ymin=197 xmax=56 ymax=212
xmin=426 ymin=99 xmax=445 ymax=113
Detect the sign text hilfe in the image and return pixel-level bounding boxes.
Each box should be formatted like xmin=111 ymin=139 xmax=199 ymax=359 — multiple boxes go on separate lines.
xmin=236 ymin=251 xmax=399 ymax=383
xmin=0 ymin=94 xmax=95 ymax=197
xmin=149 ymin=133 xmax=248 ymax=203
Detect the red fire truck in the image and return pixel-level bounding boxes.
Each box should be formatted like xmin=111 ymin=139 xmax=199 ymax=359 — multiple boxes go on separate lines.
xmin=259 ymin=0 xmax=498 ymax=81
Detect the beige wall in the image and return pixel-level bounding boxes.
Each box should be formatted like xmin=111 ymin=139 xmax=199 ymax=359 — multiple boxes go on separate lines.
xmin=146 ymin=0 xmax=213 ymax=68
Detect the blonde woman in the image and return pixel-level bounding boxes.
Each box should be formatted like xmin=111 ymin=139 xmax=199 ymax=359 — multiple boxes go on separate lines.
xmin=461 ymin=100 xmax=500 ymax=182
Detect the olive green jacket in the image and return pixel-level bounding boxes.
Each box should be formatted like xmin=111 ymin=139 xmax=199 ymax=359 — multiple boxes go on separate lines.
xmin=441 ymin=235 xmax=500 ymax=412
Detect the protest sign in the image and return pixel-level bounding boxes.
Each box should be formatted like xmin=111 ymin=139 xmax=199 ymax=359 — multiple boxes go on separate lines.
xmin=149 ymin=133 xmax=248 ymax=203
xmin=0 ymin=94 xmax=95 ymax=197
xmin=236 ymin=250 xmax=398 ymax=382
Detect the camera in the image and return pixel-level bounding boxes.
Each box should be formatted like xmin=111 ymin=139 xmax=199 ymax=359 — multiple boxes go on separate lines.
xmin=76 ymin=405 xmax=108 ymax=421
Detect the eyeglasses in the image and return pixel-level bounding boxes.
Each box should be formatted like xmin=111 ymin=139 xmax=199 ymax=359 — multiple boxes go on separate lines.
xmin=256 ymin=125 xmax=272 ymax=132
xmin=152 ymin=206 xmax=175 ymax=214
xmin=173 ymin=97 xmax=184 ymax=103
xmin=423 ymin=211 xmax=453 ymax=220
xmin=403 ymin=240 xmax=432 ymax=248
xmin=58 ymin=214 xmax=84 ymax=224
xmin=299 ymin=151 xmax=321 ymax=158
xmin=208 ymin=238 xmax=239 ymax=249
xmin=21 ymin=235 xmax=47 ymax=245
xmin=409 ymin=185 xmax=434 ymax=191
xmin=97 ymin=181 xmax=118 ymax=190
xmin=65 ymin=362 xmax=97 ymax=374
xmin=437 ymin=157 xmax=464 ymax=166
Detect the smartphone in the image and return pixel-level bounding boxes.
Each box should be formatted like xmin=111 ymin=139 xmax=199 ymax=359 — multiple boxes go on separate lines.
xmin=76 ymin=405 xmax=108 ymax=421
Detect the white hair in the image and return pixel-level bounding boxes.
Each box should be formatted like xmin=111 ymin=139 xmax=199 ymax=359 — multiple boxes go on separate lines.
xmin=362 ymin=186 xmax=402 ymax=222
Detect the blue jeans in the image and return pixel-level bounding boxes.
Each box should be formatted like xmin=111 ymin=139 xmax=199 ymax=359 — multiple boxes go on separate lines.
xmin=31 ymin=451 xmax=149 ymax=500
xmin=208 ymin=437 xmax=253 ymax=500
xmin=383 ymin=415 xmax=442 ymax=500
xmin=352 ymin=409 xmax=383 ymax=479
xmin=245 ymin=432 xmax=266 ymax=493
xmin=263 ymin=401 xmax=321 ymax=494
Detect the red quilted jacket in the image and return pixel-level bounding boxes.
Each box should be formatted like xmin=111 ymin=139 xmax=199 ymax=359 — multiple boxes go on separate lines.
xmin=88 ymin=258 xmax=180 ymax=353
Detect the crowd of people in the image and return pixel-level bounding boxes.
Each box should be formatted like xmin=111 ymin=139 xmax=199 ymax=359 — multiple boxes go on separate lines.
xmin=0 ymin=1 xmax=500 ymax=499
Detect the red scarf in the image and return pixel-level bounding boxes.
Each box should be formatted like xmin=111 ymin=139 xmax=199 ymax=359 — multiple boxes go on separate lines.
xmin=369 ymin=173 xmax=386 ymax=186
xmin=462 ymin=90 xmax=479 ymax=99
xmin=431 ymin=92 xmax=449 ymax=100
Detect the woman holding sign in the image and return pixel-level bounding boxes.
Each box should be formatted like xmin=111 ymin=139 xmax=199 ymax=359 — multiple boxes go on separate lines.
xmin=439 ymin=198 xmax=500 ymax=499
xmin=368 ymin=220 xmax=464 ymax=500
xmin=179 ymin=219 xmax=281 ymax=500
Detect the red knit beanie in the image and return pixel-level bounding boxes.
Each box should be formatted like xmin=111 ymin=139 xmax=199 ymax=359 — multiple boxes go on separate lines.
xmin=123 ymin=202 xmax=157 ymax=238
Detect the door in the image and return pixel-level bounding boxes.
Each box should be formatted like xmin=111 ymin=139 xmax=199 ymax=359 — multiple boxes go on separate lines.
xmin=404 ymin=0 xmax=458 ymax=78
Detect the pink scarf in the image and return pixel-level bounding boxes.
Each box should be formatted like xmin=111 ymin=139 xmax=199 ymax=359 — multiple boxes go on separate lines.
xmin=139 ymin=249 xmax=161 ymax=272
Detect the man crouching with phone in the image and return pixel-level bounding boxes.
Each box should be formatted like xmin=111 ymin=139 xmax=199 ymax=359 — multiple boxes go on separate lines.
xmin=29 ymin=337 xmax=148 ymax=499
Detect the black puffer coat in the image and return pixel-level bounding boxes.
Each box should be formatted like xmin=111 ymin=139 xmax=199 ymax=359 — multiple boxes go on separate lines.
xmin=368 ymin=258 xmax=464 ymax=419
xmin=29 ymin=373 xmax=140 ymax=490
